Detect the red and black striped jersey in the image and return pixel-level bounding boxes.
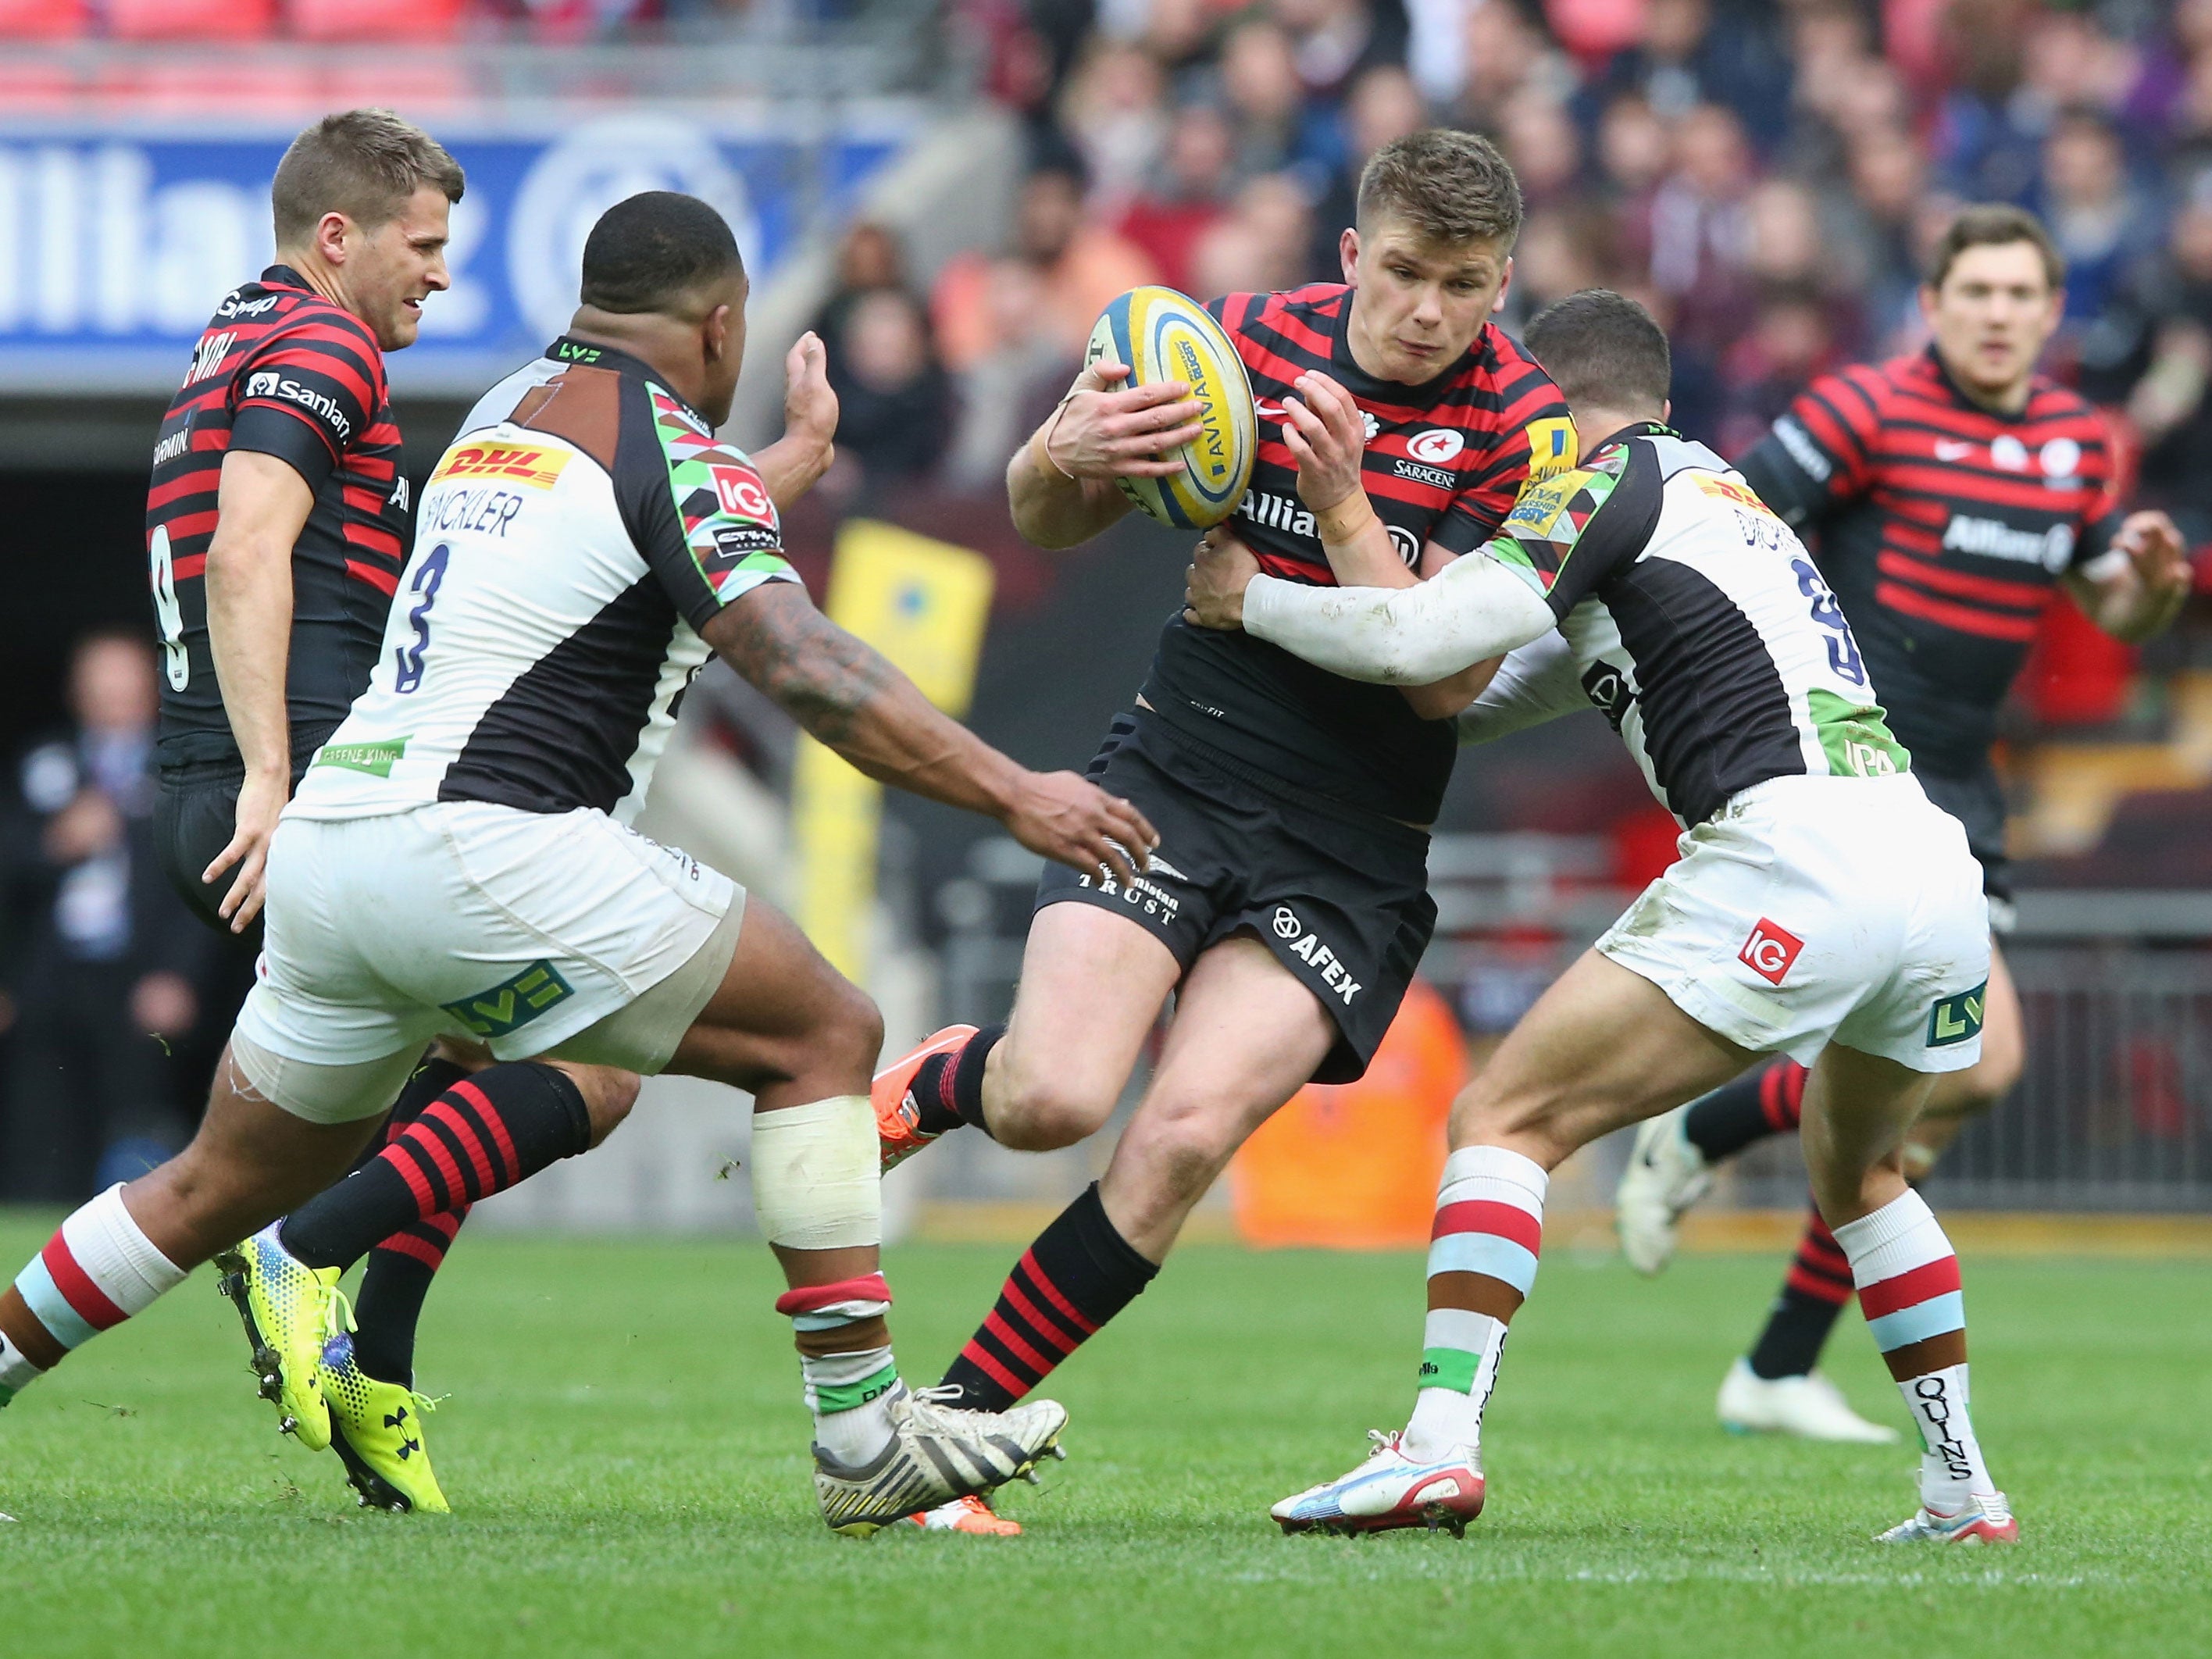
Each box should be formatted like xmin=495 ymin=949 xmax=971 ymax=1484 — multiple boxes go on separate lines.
xmin=1140 ymin=284 xmax=1575 ymax=823
xmin=145 ymin=264 xmax=407 ymax=770
xmin=1738 ymin=346 xmax=2122 ymax=776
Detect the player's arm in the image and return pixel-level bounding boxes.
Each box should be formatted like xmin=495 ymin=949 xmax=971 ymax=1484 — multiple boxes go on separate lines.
xmin=749 ymin=331 xmax=837 ymax=511
xmin=2064 ymin=510 xmax=2192 ymax=642
xmin=1454 ymin=631 xmax=1589 ymax=746
xmin=1186 ymin=446 xmax=1654 ymax=686
xmin=704 ymin=584 xmax=1155 ymax=880
xmin=202 ymin=334 xmax=373 ymax=929
xmin=1279 ymin=369 xmax=1495 ymax=715
xmin=1734 ymin=374 xmax=1878 ymax=531
xmin=628 ymin=440 xmax=1158 ymax=880
xmin=1006 ymin=359 xmax=1205 ymax=549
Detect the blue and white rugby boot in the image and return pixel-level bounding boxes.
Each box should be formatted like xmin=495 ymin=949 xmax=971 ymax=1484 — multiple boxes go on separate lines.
xmin=1272 ymin=1430 xmax=1485 ymax=1538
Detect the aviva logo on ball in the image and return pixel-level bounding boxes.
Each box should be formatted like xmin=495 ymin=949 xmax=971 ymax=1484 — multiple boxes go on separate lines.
xmin=1086 ymin=285 xmax=1258 ymax=530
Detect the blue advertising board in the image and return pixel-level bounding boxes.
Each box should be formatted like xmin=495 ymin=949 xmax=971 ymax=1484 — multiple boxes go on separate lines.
xmin=0 ymin=108 xmax=915 ymax=397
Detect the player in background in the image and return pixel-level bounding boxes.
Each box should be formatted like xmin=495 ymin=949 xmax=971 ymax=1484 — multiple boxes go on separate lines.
xmin=872 ymin=130 xmax=1576 ymax=1533
xmin=1193 ymin=289 xmax=2014 ymax=1544
xmin=0 ymin=192 xmax=1152 ymax=1535
xmin=1612 ymin=205 xmax=2189 ymax=1443
xmin=137 ymin=108 xmax=524 ymax=1506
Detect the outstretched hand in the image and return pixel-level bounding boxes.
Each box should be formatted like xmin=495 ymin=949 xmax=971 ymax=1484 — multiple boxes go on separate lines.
xmin=1002 ymin=769 xmax=1160 ymax=885
xmin=1184 ymin=527 xmax=1262 ymax=630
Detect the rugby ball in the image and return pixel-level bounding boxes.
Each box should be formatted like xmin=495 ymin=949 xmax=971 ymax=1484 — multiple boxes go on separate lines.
xmin=1085 ymin=285 xmax=1258 ymax=530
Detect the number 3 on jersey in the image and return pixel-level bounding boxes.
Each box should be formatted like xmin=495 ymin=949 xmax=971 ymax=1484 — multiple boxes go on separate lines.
xmin=394 ymin=542 xmax=451 ymax=695
xmin=1792 ymin=557 xmax=1866 ymax=686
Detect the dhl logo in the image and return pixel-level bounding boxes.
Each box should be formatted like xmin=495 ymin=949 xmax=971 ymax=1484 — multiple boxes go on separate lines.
xmin=1694 ymin=473 xmax=1777 ymax=516
xmin=1164 ymin=325 xmax=1235 ymax=493
xmin=430 ymin=443 xmax=571 ymax=490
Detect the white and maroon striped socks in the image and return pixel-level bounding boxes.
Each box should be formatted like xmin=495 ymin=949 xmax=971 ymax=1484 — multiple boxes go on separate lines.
xmin=6 ymin=1186 xmax=186 ymax=1394
xmin=1404 ymin=1146 xmax=1547 ymax=1459
xmin=1833 ymin=1189 xmax=1996 ymax=1511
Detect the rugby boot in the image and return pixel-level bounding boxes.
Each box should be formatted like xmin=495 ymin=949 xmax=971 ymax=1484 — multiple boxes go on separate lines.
xmin=1614 ymin=1105 xmax=1712 ymax=1275
xmin=1272 ymin=1431 xmax=1485 ymax=1538
xmin=320 ymin=1330 xmax=450 ymax=1514
xmin=1716 ymin=1358 xmax=1898 ymax=1443
xmin=903 ymin=1494 xmax=1023 ymax=1535
xmin=1875 ymin=1490 xmax=2018 ymax=1545
xmin=813 ymin=1382 xmax=1065 ymax=1538
xmin=214 ymin=1222 xmax=348 ymax=1450
xmin=872 ymin=1025 xmax=979 ymax=1171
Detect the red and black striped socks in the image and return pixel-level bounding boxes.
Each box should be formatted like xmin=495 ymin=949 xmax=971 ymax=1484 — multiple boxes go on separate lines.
xmin=937 ymin=1183 xmax=1156 ymax=1411
xmin=1682 ymin=1058 xmax=1807 ymax=1163
xmin=1746 ymin=1200 xmax=1853 ymax=1379
xmin=277 ymin=1063 xmax=590 ymax=1288
xmin=907 ymin=1025 xmax=1005 ymax=1140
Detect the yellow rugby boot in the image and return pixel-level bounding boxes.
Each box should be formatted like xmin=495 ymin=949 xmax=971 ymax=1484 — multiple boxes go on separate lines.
xmin=319 ymin=1331 xmax=449 ymax=1514
xmin=214 ymin=1222 xmax=348 ymax=1450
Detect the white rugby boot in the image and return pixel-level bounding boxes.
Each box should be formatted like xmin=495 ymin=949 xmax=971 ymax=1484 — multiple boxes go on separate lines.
xmin=812 ymin=1383 xmax=1066 ymax=1538
xmin=1272 ymin=1431 xmax=1485 ymax=1538
xmin=1715 ymin=1358 xmax=1900 ymax=1443
xmin=1875 ymin=1490 xmax=2018 ymax=1545
xmin=1614 ymin=1105 xmax=1712 ymax=1275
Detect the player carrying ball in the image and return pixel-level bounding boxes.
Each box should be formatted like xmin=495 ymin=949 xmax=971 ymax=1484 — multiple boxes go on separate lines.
xmin=869 ymin=129 xmax=1577 ymax=1532
xmin=1613 ymin=205 xmax=2189 ymax=1443
xmin=1188 ymin=288 xmax=2014 ymax=1546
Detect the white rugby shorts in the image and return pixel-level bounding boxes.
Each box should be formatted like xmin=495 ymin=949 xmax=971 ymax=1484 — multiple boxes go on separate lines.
xmin=1597 ymin=772 xmax=1990 ymax=1074
xmin=236 ymin=802 xmax=741 ymax=1082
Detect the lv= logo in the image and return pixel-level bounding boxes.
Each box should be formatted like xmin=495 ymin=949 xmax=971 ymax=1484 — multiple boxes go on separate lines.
xmin=441 ymin=960 xmax=573 ymax=1040
xmin=1928 ymin=981 xmax=1989 ymax=1047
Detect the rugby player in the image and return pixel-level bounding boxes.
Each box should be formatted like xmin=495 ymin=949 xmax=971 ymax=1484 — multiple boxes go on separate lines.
xmin=134 ymin=108 xmax=536 ymax=1507
xmin=870 ymin=130 xmax=1577 ymax=1533
xmin=0 ymin=191 xmax=1154 ymax=1536
xmin=1611 ymin=205 xmax=2189 ymax=1443
xmin=1190 ymin=289 xmax=2016 ymax=1545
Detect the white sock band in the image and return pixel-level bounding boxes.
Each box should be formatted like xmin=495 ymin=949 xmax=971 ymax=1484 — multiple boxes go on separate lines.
xmin=1436 ymin=1144 xmax=1549 ymax=1209
xmin=751 ymin=1096 xmax=880 ymax=1250
xmin=1832 ymin=1189 xmax=1948 ymax=1288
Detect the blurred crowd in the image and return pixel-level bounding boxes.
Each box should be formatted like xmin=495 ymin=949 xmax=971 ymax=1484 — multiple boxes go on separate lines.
xmin=0 ymin=633 xmax=235 ymax=1204
xmin=788 ymin=0 xmax=2212 ymax=551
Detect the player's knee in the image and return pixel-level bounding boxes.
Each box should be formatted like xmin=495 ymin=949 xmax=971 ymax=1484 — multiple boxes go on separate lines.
xmin=1133 ymin=1097 xmax=1240 ymax=1200
xmin=805 ymin=978 xmax=883 ymax=1095
xmin=990 ymin=1067 xmax=1115 ymax=1151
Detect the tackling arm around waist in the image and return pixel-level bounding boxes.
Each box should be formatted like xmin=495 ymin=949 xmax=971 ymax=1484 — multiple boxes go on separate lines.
xmin=1240 ymin=548 xmax=1557 ymax=686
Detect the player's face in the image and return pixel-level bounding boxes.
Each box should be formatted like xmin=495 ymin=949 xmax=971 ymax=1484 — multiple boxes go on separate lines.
xmin=349 ymin=185 xmax=453 ymax=352
xmin=1921 ymin=241 xmax=2063 ymax=407
xmin=697 ymin=269 xmax=751 ymax=428
xmin=1342 ymin=215 xmax=1511 ymax=384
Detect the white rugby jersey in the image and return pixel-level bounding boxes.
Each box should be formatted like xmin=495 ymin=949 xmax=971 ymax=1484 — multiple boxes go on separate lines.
xmin=1464 ymin=423 xmax=1911 ymax=825
xmin=288 ymin=338 xmax=799 ymax=825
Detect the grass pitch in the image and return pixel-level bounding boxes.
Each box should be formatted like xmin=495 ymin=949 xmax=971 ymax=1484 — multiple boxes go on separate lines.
xmin=2 ymin=1214 xmax=2206 ymax=1659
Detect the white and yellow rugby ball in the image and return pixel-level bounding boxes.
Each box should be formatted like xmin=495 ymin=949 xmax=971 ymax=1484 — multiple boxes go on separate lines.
xmin=1085 ymin=284 xmax=1257 ymax=530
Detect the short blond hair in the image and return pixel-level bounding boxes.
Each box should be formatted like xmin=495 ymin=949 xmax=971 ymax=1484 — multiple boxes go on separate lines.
xmin=272 ymin=109 xmax=465 ymax=246
xmin=1356 ymin=129 xmax=1523 ymax=248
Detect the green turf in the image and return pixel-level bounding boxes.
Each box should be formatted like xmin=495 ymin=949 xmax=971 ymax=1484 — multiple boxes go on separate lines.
xmin=2 ymin=1213 xmax=2206 ymax=1659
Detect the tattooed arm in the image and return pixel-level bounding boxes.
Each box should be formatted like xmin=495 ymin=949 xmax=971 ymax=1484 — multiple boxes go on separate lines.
xmin=703 ymin=583 xmax=1158 ymax=879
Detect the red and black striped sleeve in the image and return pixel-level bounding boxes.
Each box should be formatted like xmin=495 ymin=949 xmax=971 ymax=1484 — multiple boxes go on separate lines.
xmin=1739 ymin=365 xmax=1886 ymax=529
xmin=1430 ymin=360 xmax=1575 ymax=555
xmin=227 ymin=309 xmax=384 ymax=492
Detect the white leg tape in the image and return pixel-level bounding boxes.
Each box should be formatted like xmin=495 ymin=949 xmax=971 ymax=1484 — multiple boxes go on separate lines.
xmin=751 ymin=1095 xmax=880 ymax=1250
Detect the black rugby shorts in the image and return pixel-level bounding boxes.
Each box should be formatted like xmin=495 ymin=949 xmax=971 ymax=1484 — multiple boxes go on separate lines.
xmin=1034 ymin=710 xmax=1436 ymax=1083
